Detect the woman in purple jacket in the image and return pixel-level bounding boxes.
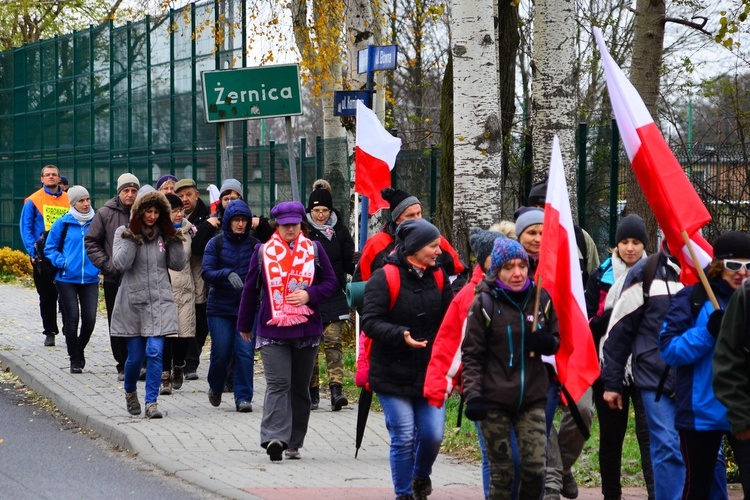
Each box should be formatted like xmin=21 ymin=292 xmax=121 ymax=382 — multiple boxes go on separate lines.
xmin=237 ymin=201 xmax=337 ymax=462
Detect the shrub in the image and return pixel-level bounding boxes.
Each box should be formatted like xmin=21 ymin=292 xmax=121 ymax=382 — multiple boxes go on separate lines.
xmin=0 ymin=247 xmax=33 ymax=280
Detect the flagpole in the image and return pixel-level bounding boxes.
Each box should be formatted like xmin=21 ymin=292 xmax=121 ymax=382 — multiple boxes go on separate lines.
xmin=529 ymin=274 xmax=543 ymax=357
xmin=359 ymin=196 xmax=369 ymax=250
xmin=681 ymin=231 xmax=720 ymax=310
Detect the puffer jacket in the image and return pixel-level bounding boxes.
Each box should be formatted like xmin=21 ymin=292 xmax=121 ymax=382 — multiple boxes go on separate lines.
xmin=424 ymin=264 xmax=485 ymax=407
xmin=305 ymin=210 xmax=355 ymax=324
xmin=202 ymin=201 xmax=259 ymax=317
xmin=84 ymin=196 xmax=131 ymax=283
xmin=360 ymin=251 xmax=453 ymax=397
xmin=168 ymin=219 xmax=196 ymax=337
xmin=44 ymin=212 xmax=100 ymax=285
xmin=462 ymin=279 xmax=559 ymax=413
xmin=660 ymin=278 xmax=735 ymax=431
xmin=110 ymin=191 xmax=187 ymax=337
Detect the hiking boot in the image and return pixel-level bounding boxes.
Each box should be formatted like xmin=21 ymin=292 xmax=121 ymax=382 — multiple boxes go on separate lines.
xmin=172 ymin=364 xmax=185 ymax=390
xmin=412 ymin=477 xmax=432 ymax=500
xmin=208 ymin=389 xmax=221 ymax=407
xmin=310 ymin=386 xmax=319 ymax=410
xmin=160 ymin=371 xmax=172 ymax=395
xmin=125 ymin=391 xmax=141 ymax=415
xmin=285 ymin=448 xmax=301 ymax=460
xmin=44 ymin=333 xmax=55 ymax=347
xmin=543 ymin=488 xmax=561 ymax=500
xmin=184 ymin=369 xmax=199 ymax=381
xmin=237 ymin=401 xmax=253 ymax=412
xmin=562 ymin=472 xmax=579 ymax=499
xmin=330 ymin=384 xmax=348 ymax=411
xmin=145 ymin=402 xmax=162 ymax=419
xmin=266 ymin=440 xmax=283 ymax=462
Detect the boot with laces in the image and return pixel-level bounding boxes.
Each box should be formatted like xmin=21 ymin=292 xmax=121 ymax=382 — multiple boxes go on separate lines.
xmin=145 ymin=402 xmax=163 ymax=419
xmin=125 ymin=391 xmax=141 ymax=415
xmin=160 ymin=371 xmax=172 ymax=395
xmin=172 ymin=364 xmax=185 ymax=390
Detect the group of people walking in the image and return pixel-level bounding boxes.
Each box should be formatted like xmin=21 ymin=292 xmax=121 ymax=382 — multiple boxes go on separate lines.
xmin=20 ymin=166 xmax=750 ymax=500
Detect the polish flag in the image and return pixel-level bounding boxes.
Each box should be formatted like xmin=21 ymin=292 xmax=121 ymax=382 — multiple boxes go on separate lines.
xmin=594 ymin=27 xmax=713 ymax=284
xmin=207 ymin=184 xmax=221 ymax=214
xmin=355 ymin=100 xmax=402 ymax=214
xmin=537 ymin=136 xmax=600 ymax=404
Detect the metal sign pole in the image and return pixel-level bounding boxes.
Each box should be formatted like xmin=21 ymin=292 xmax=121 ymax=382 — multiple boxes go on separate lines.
xmin=285 ymin=116 xmax=300 ymax=202
xmin=219 ymin=122 xmax=230 ymax=184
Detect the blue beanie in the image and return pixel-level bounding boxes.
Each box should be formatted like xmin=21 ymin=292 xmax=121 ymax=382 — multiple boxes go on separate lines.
xmin=488 ymin=237 xmax=529 ymax=277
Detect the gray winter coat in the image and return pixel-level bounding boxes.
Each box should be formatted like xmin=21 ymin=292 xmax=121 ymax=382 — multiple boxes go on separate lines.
xmin=110 ymin=191 xmax=187 ymax=337
xmin=84 ymin=196 xmax=131 ymax=283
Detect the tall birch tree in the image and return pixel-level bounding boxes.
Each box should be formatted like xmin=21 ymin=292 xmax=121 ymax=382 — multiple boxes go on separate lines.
xmin=450 ymin=0 xmax=502 ymax=260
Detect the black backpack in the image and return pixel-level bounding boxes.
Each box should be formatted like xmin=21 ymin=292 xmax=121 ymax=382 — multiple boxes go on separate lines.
xmin=33 ymin=224 xmax=68 ymax=280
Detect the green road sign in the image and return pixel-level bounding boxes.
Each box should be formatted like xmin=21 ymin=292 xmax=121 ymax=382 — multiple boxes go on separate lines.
xmin=201 ymin=64 xmax=303 ymax=123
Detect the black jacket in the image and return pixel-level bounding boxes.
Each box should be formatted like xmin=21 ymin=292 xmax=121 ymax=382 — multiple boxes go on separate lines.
xmin=305 ymin=210 xmax=355 ymax=324
xmin=361 ymin=251 xmax=453 ymax=397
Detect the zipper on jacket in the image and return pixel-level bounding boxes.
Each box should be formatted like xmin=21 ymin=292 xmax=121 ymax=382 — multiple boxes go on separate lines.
xmin=507 ymin=324 xmax=514 ymax=367
xmin=498 ymin=287 xmax=534 ymax=412
xmin=79 ymin=224 xmax=86 ymax=284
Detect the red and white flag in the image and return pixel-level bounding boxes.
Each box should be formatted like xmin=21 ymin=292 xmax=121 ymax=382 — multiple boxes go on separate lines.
xmin=355 ymin=100 xmax=402 ymax=214
xmin=594 ymin=27 xmax=712 ymax=284
xmin=537 ymin=136 xmax=600 ymax=404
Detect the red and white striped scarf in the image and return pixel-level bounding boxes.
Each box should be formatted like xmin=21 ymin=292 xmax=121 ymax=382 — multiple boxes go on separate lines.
xmin=262 ymin=231 xmax=316 ymax=326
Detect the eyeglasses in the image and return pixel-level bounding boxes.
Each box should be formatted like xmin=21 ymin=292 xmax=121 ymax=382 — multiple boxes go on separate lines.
xmin=311 ymin=208 xmax=330 ymax=215
xmin=222 ymin=196 xmax=240 ymax=203
xmin=723 ymin=259 xmax=750 ymax=272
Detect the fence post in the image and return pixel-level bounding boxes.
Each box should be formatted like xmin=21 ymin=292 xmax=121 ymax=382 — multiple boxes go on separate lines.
xmin=270 ymin=140 xmax=276 ymax=208
xmin=609 ymin=119 xmax=620 ymax=248
xmin=577 ymin=123 xmax=587 ymax=229
xmin=430 ymin=144 xmax=438 ymax=218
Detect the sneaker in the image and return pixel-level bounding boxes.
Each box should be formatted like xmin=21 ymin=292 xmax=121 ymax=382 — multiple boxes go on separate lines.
xmin=160 ymin=371 xmax=173 ymax=395
xmin=125 ymin=391 xmax=141 ymax=415
xmin=561 ymin=472 xmax=579 ymax=499
xmin=266 ymin=440 xmax=283 ymax=462
xmin=237 ymin=401 xmax=253 ymax=413
xmin=145 ymin=402 xmax=163 ymax=419
xmin=117 ymin=371 xmax=125 ymax=382
xmin=44 ymin=333 xmax=55 ymax=347
xmin=172 ymin=364 xmax=185 ymax=390
xmin=412 ymin=477 xmax=432 ymax=500
xmin=208 ymin=390 xmax=221 ymax=407
xmin=285 ymin=448 xmax=301 ymax=460
xmin=70 ymin=362 xmax=82 ymax=374
xmin=184 ymin=369 xmax=199 ymax=381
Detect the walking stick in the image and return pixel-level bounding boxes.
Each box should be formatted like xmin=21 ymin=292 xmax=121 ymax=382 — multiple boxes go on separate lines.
xmin=681 ymin=230 xmax=720 ymax=310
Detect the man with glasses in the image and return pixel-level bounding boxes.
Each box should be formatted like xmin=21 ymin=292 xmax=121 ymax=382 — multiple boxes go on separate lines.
xmin=20 ymin=165 xmax=69 ymax=346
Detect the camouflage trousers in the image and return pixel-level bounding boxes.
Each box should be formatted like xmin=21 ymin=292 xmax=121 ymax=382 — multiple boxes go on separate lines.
xmin=479 ymin=406 xmax=547 ymax=500
xmin=310 ymin=320 xmax=344 ymax=388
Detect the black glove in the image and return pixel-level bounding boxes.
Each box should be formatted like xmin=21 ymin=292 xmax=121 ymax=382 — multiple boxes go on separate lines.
xmin=352 ymin=251 xmax=362 ymax=265
xmin=464 ymin=397 xmax=487 ymax=422
xmin=525 ymin=330 xmax=559 ymax=355
xmin=706 ymin=309 xmax=725 ymax=338
xmin=227 ymin=272 xmax=244 ymax=290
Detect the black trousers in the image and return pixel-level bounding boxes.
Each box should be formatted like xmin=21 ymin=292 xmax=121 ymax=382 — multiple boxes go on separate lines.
xmin=679 ymin=429 xmax=750 ymax=499
xmin=162 ymin=337 xmax=190 ymax=371
xmin=185 ymin=303 xmax=208 ymax=372
xmin=103 ymin=280 xmax=128 ymax=373
xmin=593 ymin=378 xmax=655 ymax=499
xmin=33 ymin=264 xmax=60 ymax=335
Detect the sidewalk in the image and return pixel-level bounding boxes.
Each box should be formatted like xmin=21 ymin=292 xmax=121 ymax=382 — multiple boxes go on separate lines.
xmin=0 ymin=282 xmax=675 ymax=499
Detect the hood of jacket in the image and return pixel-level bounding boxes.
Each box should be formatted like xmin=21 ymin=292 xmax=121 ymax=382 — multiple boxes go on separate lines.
xmin=222 ymin=200 xmax=254 ymax=242
xmin=122 ymin=190 xmax=179 ymax=244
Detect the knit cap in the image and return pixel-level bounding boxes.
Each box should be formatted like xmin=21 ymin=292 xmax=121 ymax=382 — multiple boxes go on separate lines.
xmin=488 ymin=237 xmax=529 ymax=277
xmin=67 ymin=185 xmax=89 ymax=206
xmin=514 ymin=208 xmax=544 ymax=238
xmin=117 ymin=173 xmax=140 ymax=194
xmin=219 ymin=178 xmax=243 ymax=198
xmin=155 ymin=174 xmax=178 ymax=190
xmin=307 ymin=187 xmax=333 ymax=211
xmin=60 ymin=176 xmax=69 ymax=187
xmin=165 ymin=193 xmax=183 ymax=210
xmin=382 ymin=187 xmax=420 ymax=222
xmin=527 ymin=180 xmax=547 ymax=206
xmin=395 ymin=218 xmax=440 ymax=255
xmin=469 ymin=227 xmax=504 ymax=267
xmin=615 ymin=214 xmax=648 ymax=246
xmin=713 ymin=231 xmax=750 ymax=260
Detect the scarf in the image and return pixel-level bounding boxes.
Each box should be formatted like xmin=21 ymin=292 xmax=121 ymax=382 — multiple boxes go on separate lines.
xmin=305 ymin=212 xmax=337 ymax=241
xmin=141 ymin=224 xmax=161 ymax=243
xmin=495 ymin=277 xmax=532 ymax=293
xmin=263 ymin=230 xmax=317 ymax=326
xmin=69 ymin=206 xmax=95 ymax=224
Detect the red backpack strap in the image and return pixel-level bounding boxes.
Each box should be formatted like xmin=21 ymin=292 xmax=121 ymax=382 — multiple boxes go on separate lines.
xmin=384 ymin=264 xmax=400 ymax=311
xmin=434 ymin=268 xmax=445 ymax=292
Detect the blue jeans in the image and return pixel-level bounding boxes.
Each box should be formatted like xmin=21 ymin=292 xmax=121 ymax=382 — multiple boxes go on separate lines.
xmin=378 ymin=393 xmax=445 ymax=496
xmin=56 ymin=281 xmax=98 ymax=366
xmin=124 ymin=336 xmax=164 ymax=404
xmin=476 ymin=420 xmax=520 ymax=500
xmin=207 ymin=316 xmax=255 ymax=405
xmin=640 ymin=390 xmax=685 ymax=500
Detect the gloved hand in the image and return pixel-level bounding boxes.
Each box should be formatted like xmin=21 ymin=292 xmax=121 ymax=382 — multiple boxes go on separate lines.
xmin=464 ymin=397 xmax=487 ymax=421
xmin=352 ymin=251 xmax=362 ymax=265
xmin=227 ymin=272 xmax=244 ymax=290
xmin=525 ymin=329 xmax=559 ymax=356
xmin=706 ymin=309 xmax=725 ymax=338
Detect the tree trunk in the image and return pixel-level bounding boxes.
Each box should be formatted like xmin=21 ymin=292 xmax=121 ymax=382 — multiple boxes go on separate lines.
xmin=451 ymin=0 xmax=503 ymax=263
xmin=531 ymin=0 xmax=577 ymax=214
xmin=434 ymin=53 xmax=453 ymax=240
xmin=497 ymin=0 xmax=520 ymax=191
xmin=628 ymin=0 xmax=665 ymax=253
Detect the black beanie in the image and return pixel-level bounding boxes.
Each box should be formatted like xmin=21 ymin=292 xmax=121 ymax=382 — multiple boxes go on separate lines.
xmin=527 ymin=180 xmax=547 ymax=207
xmin=713 ymin=231 xmax=750 ymax=260
xmin=165 ymin=193 xmax=183 ymax=210
xmin=382 ymin=187 xmax=420 ymax=222
xmin=615 ymin=214 xmax=648 ymax=246
xmin=469 ymin=227 xmax=504 ymax=267
xmin=396 ymin=219 xmax=440 ymax=255
xmin=307 ymin=187 xmax=333 ymax=211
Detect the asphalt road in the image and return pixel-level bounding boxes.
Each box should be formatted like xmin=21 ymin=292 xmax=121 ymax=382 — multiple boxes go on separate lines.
xmin=0 ymin=373 xmax=221 ymax=500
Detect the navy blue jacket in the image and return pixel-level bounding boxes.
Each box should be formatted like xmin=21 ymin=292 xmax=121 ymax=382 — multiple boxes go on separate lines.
xmin=202 ymin=201 xmax=259 ymax=317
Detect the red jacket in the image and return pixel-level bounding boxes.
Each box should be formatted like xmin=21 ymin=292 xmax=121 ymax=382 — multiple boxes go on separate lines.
xmin=423 ymin=264 xmax=485 ymax=407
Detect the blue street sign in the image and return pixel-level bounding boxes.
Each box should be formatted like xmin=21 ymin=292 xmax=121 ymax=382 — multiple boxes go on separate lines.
xmin=357 ymin=45 xmax=398 ymax=74
xmin=333 ymin=91 xmax=373 ymax=116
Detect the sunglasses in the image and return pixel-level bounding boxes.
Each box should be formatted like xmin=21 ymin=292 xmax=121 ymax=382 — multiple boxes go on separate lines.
xmin=723 ymin=259 xmax=750 ymax=272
